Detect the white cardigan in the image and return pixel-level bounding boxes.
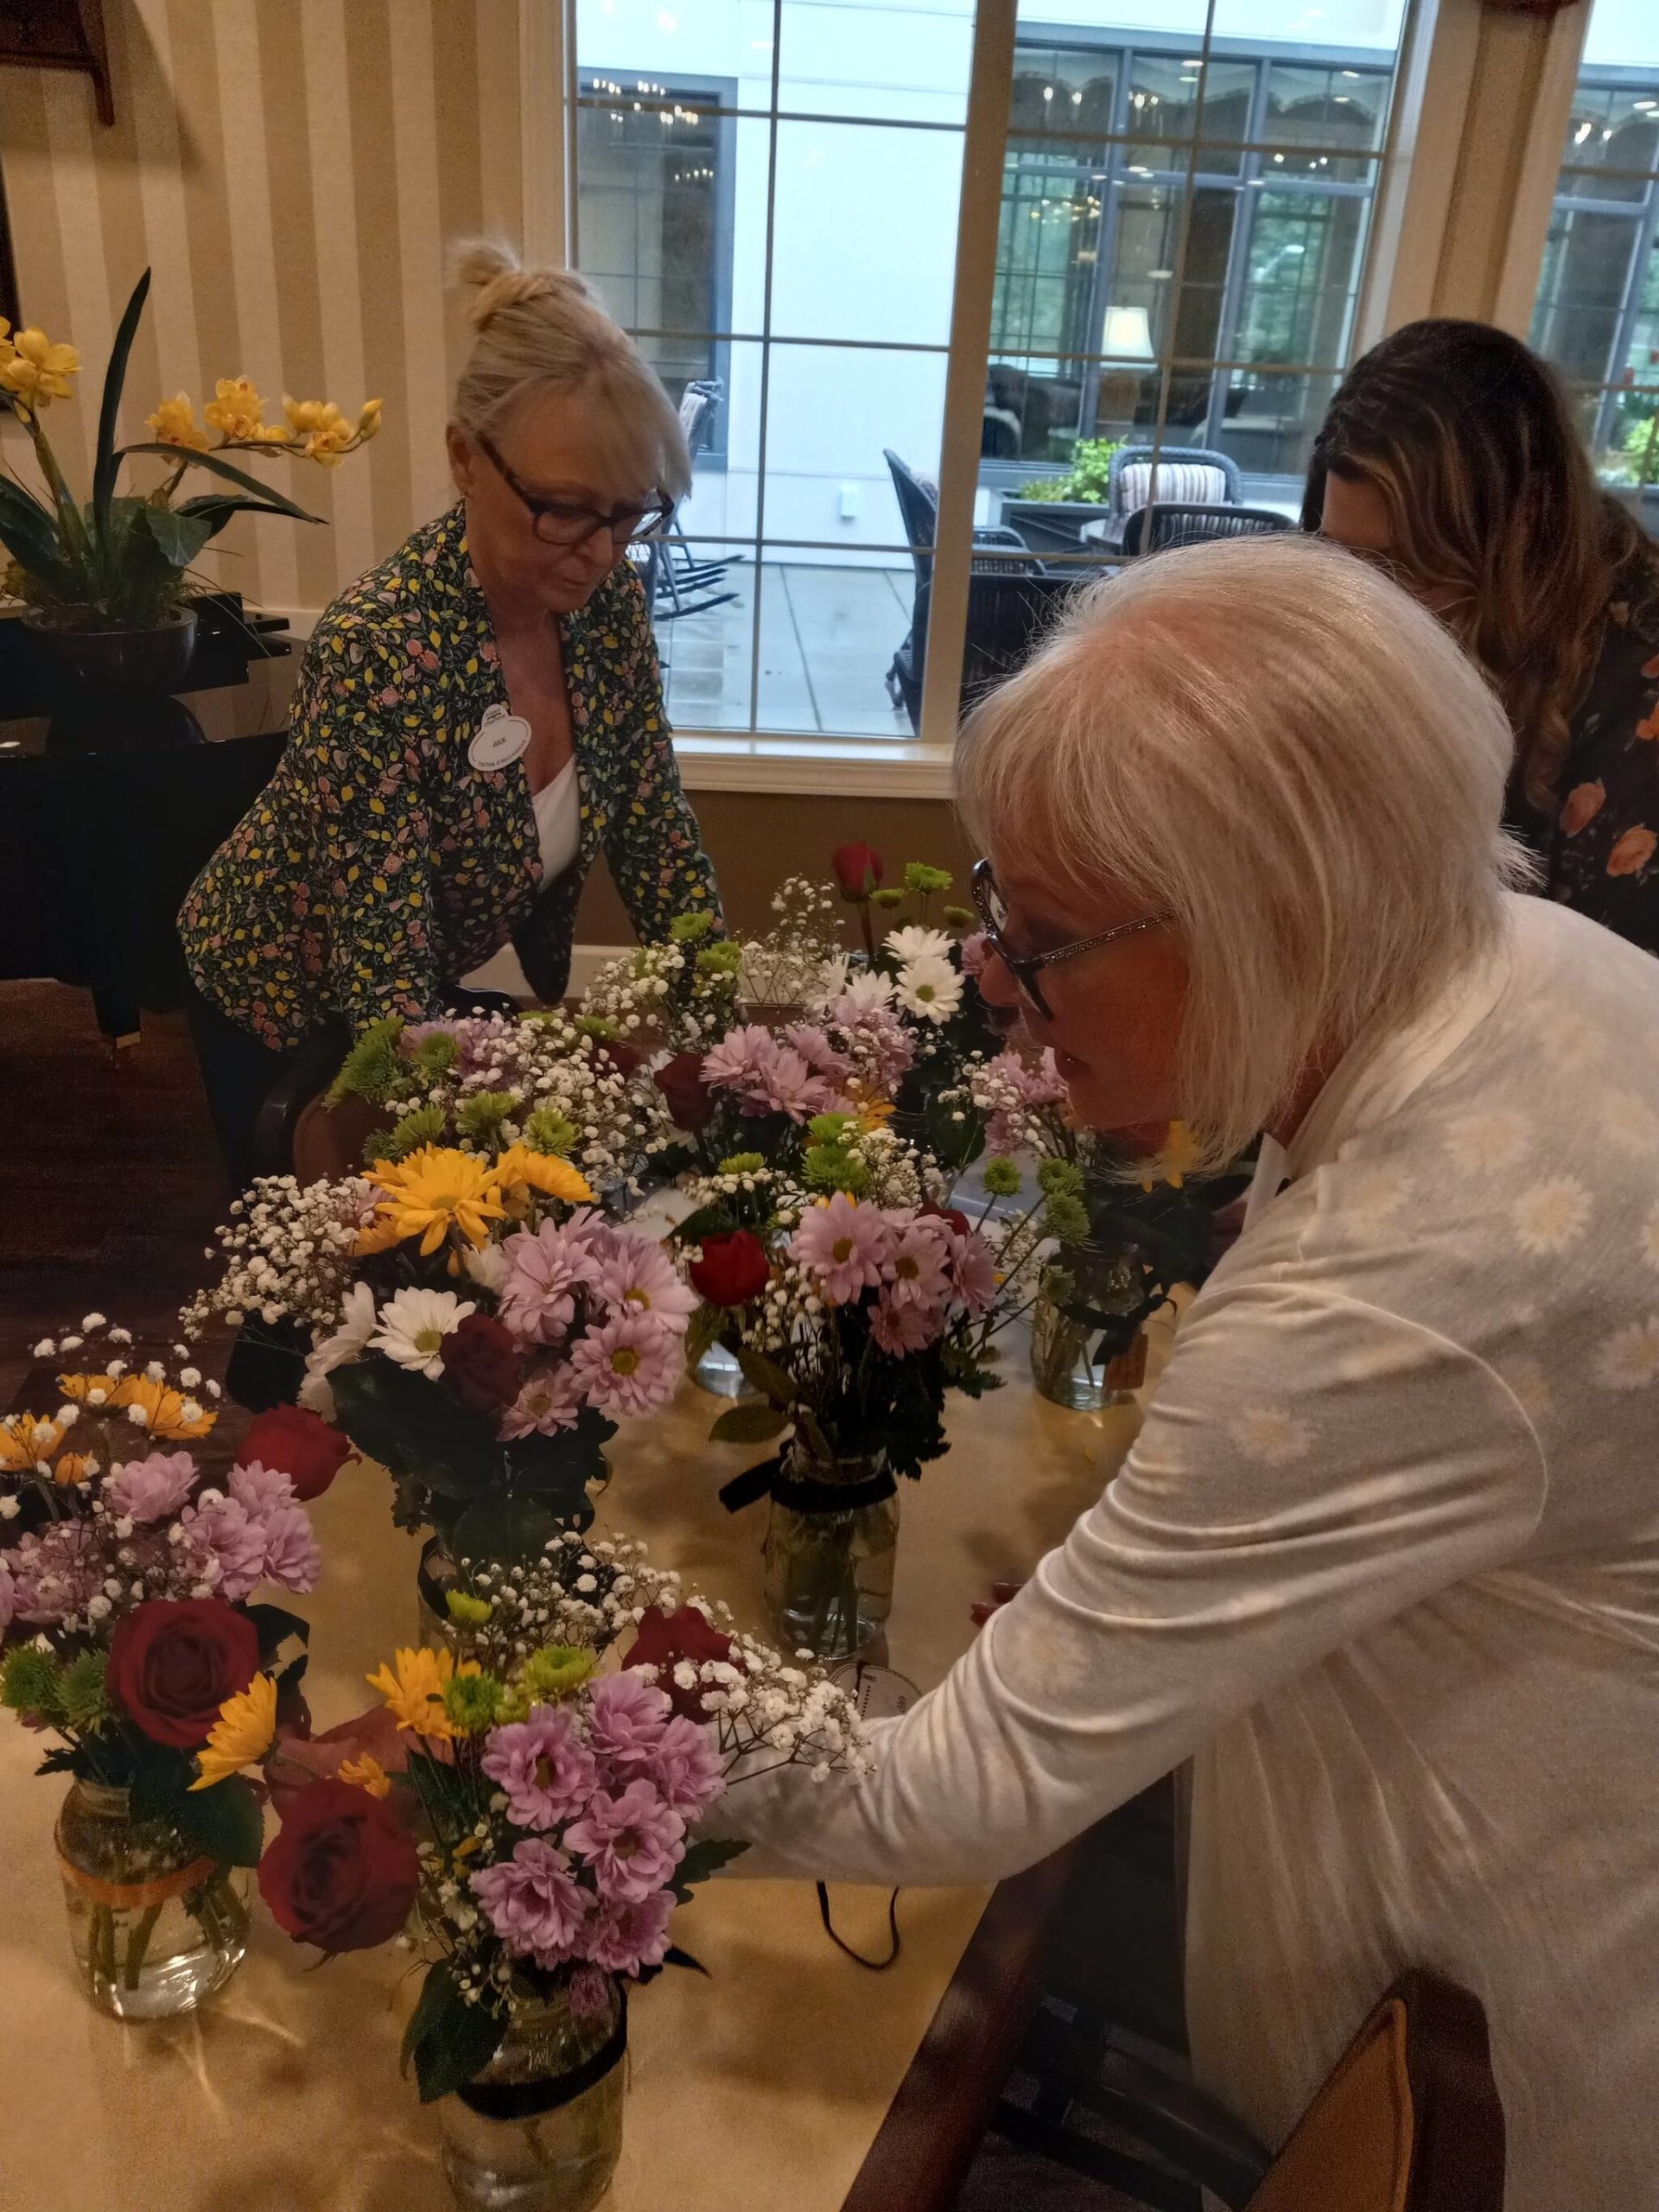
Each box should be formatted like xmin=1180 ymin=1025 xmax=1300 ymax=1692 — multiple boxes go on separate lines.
xmin=710 ymin=896 xmax=1659 ymax=2211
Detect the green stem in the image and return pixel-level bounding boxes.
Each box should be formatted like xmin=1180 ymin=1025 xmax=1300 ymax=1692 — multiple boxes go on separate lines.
xmin=92 ymin=1903 xmax=118 ymax=1989
xmin=123 ymin=1902 xmax=163 ymax=1989
xmin=23 ymin=412 xmax=90 ymax=567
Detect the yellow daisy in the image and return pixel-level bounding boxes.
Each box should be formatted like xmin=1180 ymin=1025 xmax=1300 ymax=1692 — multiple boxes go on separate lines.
xmin=367 ymin=1146 xmax=507 ymax=1255
xmin=1139 ymin=1121 xmax=1204 ymax=1193
xmin=53 ymin=1452 xmax=97 ymax=1486
xmin=110 ymin=1373 xmax=217 ymax=1440
xmin=367 ymin=1645 xmax=480 ymax=1739
xmin=493 ymin=1143 xmax=596 ymax=1210
xmin=336 ymin=1753 xmax=392 ymax=1799
xmin=0 ymin=1414 xmax=64 ymax=1471
xmin=190 ymin=1673 xmax=278 ymax=1791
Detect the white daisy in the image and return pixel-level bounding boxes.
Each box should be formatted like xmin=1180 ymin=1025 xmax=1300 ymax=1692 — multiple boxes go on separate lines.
xmin=894 ymin=953 xmax=963 ymax=1026
xmin=1511 ymin=1178 xmax=1593 ymax=1256
xmin=835 ymin=969 xmax=896 ymax=1015
xmin=1230 ymin=1408 xmax=1314 ymax=1466
xmin=463 ymin=1241 xmax=512 ymax=1296
xmin=1597 ymin=1319 xmax=1659 ymax=1391
xmin=1643 ymin=1205 xmax=1659 ymax=1275
xmin=370 ymin=1287 xmax=477 ymax=1380
xmin=1442 ymin=1109 xmax=1531 ymax=1174
xmin=1600 ymin=1091 xmax=1659 ymax=1157
xmin=885 ymin=925 xmax=953 ymax=965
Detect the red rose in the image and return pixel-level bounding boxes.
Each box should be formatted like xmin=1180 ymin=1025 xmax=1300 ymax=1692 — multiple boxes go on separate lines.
xmin=107 ymin=1599 xmax=261 ymax=1750
xmin=439 ymin=1313 xmax=521 ymax=1415
xmin=241 ymin=1403 xmax=353 ymax=1503
xmin=832 ymin=842 xmax=884 ymax=899
xmin=597 ymin=1038 xmax=645 ymax=1077
xmin=257 ymin=1777 xmax=421 ymax=1953
xmin=655 ymin=1051 xmax=716 ymax=1134
xmin=921 ymin=1201 xmax=971 ymax=1238
xmin=622 ymin=1603 xmax=734 ymax=1720
xmin=688 ymin=1230 xmax=772 ymax=1307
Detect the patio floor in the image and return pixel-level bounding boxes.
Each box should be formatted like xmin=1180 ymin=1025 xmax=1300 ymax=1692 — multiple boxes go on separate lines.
xmin=654 ymin=559 xmax=917 ymax=738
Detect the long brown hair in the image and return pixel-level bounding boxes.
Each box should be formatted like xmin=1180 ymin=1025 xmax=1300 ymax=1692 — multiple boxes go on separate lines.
xmin=1304 ymin=318 xmax=1659 ymax=816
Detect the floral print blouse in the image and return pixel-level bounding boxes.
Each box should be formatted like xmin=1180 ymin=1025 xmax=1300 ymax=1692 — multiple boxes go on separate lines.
xmin=181 ymin=505 xmax=719 ymax=1047
xmin=1523 ymin=563 xmax=1659 ymax=956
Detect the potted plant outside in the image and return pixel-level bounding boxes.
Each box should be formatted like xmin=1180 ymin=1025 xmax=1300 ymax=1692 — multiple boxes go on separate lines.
xmin=998 ymin=436 xmax=1122 ymax=556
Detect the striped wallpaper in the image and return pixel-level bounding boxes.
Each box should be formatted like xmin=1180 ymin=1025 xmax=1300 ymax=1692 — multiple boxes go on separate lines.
xmin=0 ymin=0 xmax=536 ymax=620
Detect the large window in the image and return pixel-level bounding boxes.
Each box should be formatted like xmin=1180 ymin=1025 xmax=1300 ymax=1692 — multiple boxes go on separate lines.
xmin=1530 ymin=0 xmax=1659 ymax=490
xmin=990 ymin=26 xmax=1396 ymax=486
xmin=570 ymin=2 xmax=1406 ymax=747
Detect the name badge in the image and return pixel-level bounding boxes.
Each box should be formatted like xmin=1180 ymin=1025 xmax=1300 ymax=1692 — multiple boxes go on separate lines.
xmin=468 ymin=705 xmax=531 ymax=772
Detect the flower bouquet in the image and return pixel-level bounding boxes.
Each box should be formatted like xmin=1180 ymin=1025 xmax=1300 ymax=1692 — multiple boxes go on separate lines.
xmin=0 ymin=1316 xmax=346 ymax=2017
xmin=952 ymin=1048 xmax=1251 ymax=1407
xmin=251 ymin=1532 xmax=867 ymax=2210
xmin=670 ymin=1123 xmax=1009 ymax=1658
xmin=185 ymin=1145 xmax=690 ymax=1584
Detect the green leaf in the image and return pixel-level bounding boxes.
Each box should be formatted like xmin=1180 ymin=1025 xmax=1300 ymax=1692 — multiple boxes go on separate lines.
xmin=406 ymin=1961 xmax=509 ymax=2102
xmin=94 ymin=269 xmax=151 ymax=532
xmin=245 ymin=1600 xmax=310 ymax=1663
xmin=172 ymin=492 xmax=315 ymax=543
xmin=125 ymin=1740 xmax=195 ymax=1823
xmin=735 ymin=1347 xmax=798 ymax=1408
xmin=118 ymin=442 xmax=325 ymax=522
xmin=0 ymin=480 xmax=75 ymax=592
xmin=450 ymin=1492 xmax=561 ymax=1568
xmin=328 ymin=1360 xmax=497 ymax=1497
xmin=709 ymin=1401 xmax=788 ymax=1445
xmin=795 ymin=1406 xmax=833 ymax=1463
xmin=670 ymin=1836 xmax=748 ymax=1904
xmin=401 ymin=1958 xmax=458 ymax=2076
xmin=683 ymin=1300 xmax=728 ymax=1375
xmin=136 ymin=500 xmax=213 ymax=569
xmin=175 ymin=1774 xmax=265 ymax=1867
xmin=663 ymin=1944 xmax=710 ymax=1977
xmin=667 ymin=1204 xmax=734 ymax=1249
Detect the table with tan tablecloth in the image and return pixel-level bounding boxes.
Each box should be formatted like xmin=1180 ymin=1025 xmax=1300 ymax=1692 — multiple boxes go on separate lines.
xmin=0 ymin=1341 xmax=1149 ymax=2212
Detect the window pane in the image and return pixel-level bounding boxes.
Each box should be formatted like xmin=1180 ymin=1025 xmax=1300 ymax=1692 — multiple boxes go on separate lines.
xmin=1265 ymin=64 xmax=1390 ymax=154
xmin=1558 ymin=83 xmax=1659 ymax=202
xmin=776 ymin=0 xmax=971 ymax=125
xmin=1531 ymin=207 xmax=1643 ymax=384
xmin=769 ymin=121 xmax=964 ymax=346
xmin=1009 ymin=44 xmax=1118 ymax=139
xmin=1124 ymin=52 xmax=1254 ymax=175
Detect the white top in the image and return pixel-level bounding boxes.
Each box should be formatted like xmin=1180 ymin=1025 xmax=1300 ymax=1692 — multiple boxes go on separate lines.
xmin=459 ymin=760 xmax=580 ymax=1001
xmin=710 ymin=896 xmax=1659 ymax=2210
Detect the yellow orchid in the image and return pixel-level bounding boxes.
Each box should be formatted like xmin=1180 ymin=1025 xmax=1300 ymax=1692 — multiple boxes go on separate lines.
xmin=283 ymin=394 xmax=354 ymax=467
xmin=0 ymin=327 xmax=79 ymax=411
xmin=145 ymin=391 xmax=210 ymax=450
xmin=1139 ymin=1120 xmax=1204 ymax=1193
xmin=190 ymin=1674 xmax=278 ymax=1791
xmin=367 ymin=1145 xmax=508 ymax=1255
xmin=0 ymin=1414 xmax=65 ymax=1472
xmin=336 ymin=1752 xmax=392 ymax=1799
xmin=367 ymin=1645 xmax=480 ymax=1740
xmin=357 ymin=397 xmax=384 ymax=441
xmin=202 ymin=373 xmax=268 ymax=442
xmin=493 ymin=1143 xmax=596 ymax=1211
xmin=0 ymin=318 xmax=12 ymax=366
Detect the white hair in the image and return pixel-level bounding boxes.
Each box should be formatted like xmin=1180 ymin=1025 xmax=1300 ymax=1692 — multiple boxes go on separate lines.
xmin=956 ymin=532 xmax=1535 ymax=1171
xmin=448 ymin=240 xmax=690 ymax=502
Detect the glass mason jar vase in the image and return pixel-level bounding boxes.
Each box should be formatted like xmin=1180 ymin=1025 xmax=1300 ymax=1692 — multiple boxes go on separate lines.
xmin=691 ymin=1338 xmax=751 ymax=1399
xmin=440 ymin=1981 xmax=626 ymax=2212
xmin=1029 ymin=1249 xmax=1149 ymax=1413
xmin=55 ymin=1779 xmax=249 ymax=2020
xmin=762 ymin=1450 xmax=899 ymax=1663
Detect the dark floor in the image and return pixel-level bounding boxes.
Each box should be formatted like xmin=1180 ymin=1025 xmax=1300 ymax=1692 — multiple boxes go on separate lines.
xmin=2 ymin=980 xmax=1182 ymax=2211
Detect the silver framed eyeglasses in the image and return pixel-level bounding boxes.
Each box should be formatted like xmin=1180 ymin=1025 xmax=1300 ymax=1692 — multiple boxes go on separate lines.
xmin=970 ymin=858 xmax=1168 ymax=1022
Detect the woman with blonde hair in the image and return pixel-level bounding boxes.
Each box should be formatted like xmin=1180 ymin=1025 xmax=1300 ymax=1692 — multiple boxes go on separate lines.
xmin=705 ymin=536 xmax=1659 ymax=2210
xmin=1306 ymin=316 xmax=1659 ymax=953
xmin=179 ymin=241 xmax=718 ymax=1180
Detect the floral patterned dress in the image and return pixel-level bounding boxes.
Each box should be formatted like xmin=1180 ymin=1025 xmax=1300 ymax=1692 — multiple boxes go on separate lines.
xmin=180 ymin=505 xmax=719 ymax=1047
xmin=1523 ymin=565 xmax=1659 ymax=955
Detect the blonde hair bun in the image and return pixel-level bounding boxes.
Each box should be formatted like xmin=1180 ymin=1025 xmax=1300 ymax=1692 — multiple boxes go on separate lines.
xmin=448 ymin=238 xmax=596 ymax=332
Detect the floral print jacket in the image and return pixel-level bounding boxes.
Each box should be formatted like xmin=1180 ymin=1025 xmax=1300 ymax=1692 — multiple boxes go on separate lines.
xmin=181 ymin=505 xmax=719 ymax=1046
xmin=1526 ymin=566 xmax=1659 ymax=956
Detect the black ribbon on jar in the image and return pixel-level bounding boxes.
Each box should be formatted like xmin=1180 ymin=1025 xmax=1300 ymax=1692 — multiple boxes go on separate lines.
xmin=457 ymin=1991 xmax=628 ymax=2121
xmin=718 ymin=1452 xmax=898 ymax=1516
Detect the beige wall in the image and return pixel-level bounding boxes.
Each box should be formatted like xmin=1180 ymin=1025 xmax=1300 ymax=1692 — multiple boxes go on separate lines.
xmin=0 ymin=0 xmax=528 ymax=619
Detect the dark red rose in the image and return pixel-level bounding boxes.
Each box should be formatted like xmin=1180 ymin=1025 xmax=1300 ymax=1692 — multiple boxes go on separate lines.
xmin=832 ymin=842 xmax=884 ymax=899
xmin=439 ymin=1313 xmax=521 ymax=1415
xmin=655 ymin=1051 xmax=716 ymax=1134
xmin=597 ymin=1038 xmax=645 ymax=1077
xmin=107 ymin=1599 xmax=261 ymax=1750
xmin=241 ymin=1403 xmax=353 ymax=1503
xmin=622 ymin=1603 xmax=734 ymax=1720
xmin=688 ymin=1230 xmax=772 ymax=1307
xmin=921 ymin=1202 xmax=971 ymax=1238
xmin=257 ymin=1777 xmax=421 ymax=1953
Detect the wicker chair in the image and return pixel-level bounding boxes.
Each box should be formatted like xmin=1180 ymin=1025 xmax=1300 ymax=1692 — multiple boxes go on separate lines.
xmin=883 ymin=448 xmax=1034 ymax=726
xmin=1122 ymin=502 xmax=1293 ymax=556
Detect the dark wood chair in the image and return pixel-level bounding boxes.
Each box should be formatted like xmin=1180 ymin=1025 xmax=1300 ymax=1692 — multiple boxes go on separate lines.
xmin=994 ymin=1968 xmax=1504 ymax=2212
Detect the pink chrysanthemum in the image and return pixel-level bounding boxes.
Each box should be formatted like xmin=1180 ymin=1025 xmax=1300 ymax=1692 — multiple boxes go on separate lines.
xmin=568 ymin=1312 xmax=679 ymax=1416
xmin=472 ymin=1838 xmax=591 ymax=1968
xmin=481 ymin=1706 xmax=600 ymax=1830
xmin=260 ymin=1503 xmax=322 ymax=1592
xmin=498 ymin=1362 xmax=583 ymax=1440
xmin=594 ymin=1235 xmax=700 ymax=1337
xmin=791 ymin=1194 xmax=893 ymax=1305
xmin=498 ymin=1224 xmax=588 ymax=1344
xmin=870 ymin=1295 xmax=939 ymax=1356
xmin=103 ymin=1450 xmax=197 ymax=1524
xmin=946 ymin=1227 xmax=999 ymax=1314
xmin=586 ymin=1672 xmax=671 ymax=1769
xmin=227 ymin=1460 xmax=297 ymax=1517
xmin=180 ymin=1493 xmax=269 ymax=1601
xmin=584 ymin=1891 xmax=674 ymax=1976
xmin=882 ymin=1216 xmax=951 ymax=1311
xmin=564 ymin=1779 xmax=684 ymax=1904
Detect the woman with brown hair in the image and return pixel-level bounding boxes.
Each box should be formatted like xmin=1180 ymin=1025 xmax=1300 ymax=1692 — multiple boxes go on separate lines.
xmin=1304 ymin=317 xmax=1659 ymax=954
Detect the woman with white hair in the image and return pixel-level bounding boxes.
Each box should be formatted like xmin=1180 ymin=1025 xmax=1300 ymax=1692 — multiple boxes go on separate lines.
xmin=179 ymin=242 xmax=718 ymax=1181
xmin=708 ymin=534 xmax=1659 ymax=2208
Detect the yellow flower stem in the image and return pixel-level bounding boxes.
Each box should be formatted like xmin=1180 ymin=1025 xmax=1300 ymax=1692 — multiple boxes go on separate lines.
xmin=20 ymin=410 xmax=90 ymax=565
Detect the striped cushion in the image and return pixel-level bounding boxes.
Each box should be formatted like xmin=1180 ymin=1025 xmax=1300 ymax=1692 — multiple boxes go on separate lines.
xmin=1121 ymin=461 xmax=1228 ymax=511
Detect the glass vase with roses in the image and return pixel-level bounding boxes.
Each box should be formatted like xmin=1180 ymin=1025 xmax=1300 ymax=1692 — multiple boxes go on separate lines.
xmin=0 ymin=1316 xmax=346 ymax=2017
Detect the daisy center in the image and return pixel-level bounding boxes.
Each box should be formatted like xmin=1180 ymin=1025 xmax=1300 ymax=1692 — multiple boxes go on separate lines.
xmin=832 ymin=1236 xmax=855 ymax=1263
xmin=625 ymin=1287 xmax=651 ymax=1307
xmin=414 ymin=1326 xmax=444 ymax=1355
xmin=896 ymin=1255 xmax=919 ymax=1280
xmin=534 ymin=1754 xmax=556 ymax=1789
xmin=610 ymin=1347 xmax=641 ymax=1377
xmin=915 ymin=983 xmax=938 ymax=1001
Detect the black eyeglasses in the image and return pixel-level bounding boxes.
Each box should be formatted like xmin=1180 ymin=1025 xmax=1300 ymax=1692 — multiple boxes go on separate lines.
xmin=971 ymin=858 xmax=1168 ymax=1023
xmin=477 ymin=429 xmax=671 ymax=549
